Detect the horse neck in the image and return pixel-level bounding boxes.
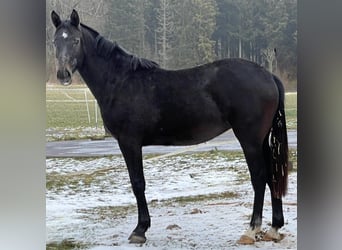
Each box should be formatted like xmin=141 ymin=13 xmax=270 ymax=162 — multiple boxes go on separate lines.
xmin=77 ymin=54 xmax=110 ymax=103
xmin=77 ymin=31 xmax=126 ymax=106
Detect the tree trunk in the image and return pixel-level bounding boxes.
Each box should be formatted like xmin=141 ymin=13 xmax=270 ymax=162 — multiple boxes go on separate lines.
xmin=238 ymin=37 xmax=242 ymax=58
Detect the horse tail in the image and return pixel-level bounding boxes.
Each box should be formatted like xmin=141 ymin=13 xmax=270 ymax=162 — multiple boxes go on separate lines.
xmin=269 ymin=75 xmax=289 ymax=199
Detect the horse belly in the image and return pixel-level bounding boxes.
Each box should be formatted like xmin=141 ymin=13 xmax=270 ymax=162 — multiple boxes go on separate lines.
xmin=182 ymin=123 xmax=230 ymax=145
xmin=146 ymin=120 xmax=231 ymax=146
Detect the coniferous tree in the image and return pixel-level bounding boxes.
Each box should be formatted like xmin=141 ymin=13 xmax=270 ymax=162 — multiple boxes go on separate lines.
xmin=46 ymin=0 xmax=297 ymax=84
xmin=155 ymin=0 xmax=175 ymax=68
xmin=191 ymin=0 xmax=218 ymax=64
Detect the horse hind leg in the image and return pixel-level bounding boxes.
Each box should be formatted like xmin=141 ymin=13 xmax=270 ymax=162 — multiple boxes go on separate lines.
xmin=234 ymin=133 xmax=268 ymax=244
xmin=262 ymin=104 xmax=288 ymax=242
xmin=263 ymin=138 xmax=285 ymax=242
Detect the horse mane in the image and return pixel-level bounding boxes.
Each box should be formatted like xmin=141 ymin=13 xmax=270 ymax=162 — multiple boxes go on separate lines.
xmin=80 ymin=23 xmax=159 ymax=71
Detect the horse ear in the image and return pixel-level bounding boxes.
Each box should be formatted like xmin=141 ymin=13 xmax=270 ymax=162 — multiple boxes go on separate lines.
xmin=51 ymin=11 xmax=61 ymax=28
xmin=70 ymin=9 xmax=80 ymax=27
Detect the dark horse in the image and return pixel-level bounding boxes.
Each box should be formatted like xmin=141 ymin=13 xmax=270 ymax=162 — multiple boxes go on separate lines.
xmin=51 ymin=10 xmax=288 ymax=245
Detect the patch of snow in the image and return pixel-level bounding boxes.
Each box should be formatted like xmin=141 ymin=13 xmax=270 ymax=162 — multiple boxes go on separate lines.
xmin=46 ymin=153 xmax=297 ymax=249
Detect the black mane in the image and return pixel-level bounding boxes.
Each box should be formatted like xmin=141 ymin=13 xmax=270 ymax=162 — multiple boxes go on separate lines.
xmin=80 ymin=23 xmax=159 ymax=71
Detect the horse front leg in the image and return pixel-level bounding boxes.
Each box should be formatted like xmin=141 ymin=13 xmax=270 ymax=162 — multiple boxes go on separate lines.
xmin=118 ymin=138 xmax=150 ymax=244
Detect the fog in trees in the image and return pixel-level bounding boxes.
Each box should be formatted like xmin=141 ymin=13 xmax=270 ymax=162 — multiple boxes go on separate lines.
xmin=47 ymin=0 xmax=297 ymax=89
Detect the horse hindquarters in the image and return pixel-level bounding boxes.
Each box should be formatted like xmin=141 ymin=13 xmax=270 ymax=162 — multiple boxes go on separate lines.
xmin=243 ymin=75 xmax=289 ymax=243
xmin=234 ymin=76 xmax=288 ymax=244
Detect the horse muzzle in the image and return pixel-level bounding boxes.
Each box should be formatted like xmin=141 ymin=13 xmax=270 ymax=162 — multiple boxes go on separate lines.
xmin=57 ymin=68 xmax=72 ymax=86
xmin=56 ymin=57 xmax=77 ymax=86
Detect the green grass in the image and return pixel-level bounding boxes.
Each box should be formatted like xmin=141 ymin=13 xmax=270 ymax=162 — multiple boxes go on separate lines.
xmin=46 ymin=85 xmax=103 ymax=128
xmin=46 ymin=239 xmax=87 ymax=250
xmin=285 ymin=92 xmax=297 ymax=129
xmin=46 ymin=84 xmax=297 ymax=139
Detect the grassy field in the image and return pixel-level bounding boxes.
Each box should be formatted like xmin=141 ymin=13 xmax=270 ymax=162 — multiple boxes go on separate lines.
xmin=46 ymin=84 xmax=297 ymax=140
xmin=284 ymin=92 xmax=297 ymax=129
xmin=46 ymin=84 xmax=103 ymax=128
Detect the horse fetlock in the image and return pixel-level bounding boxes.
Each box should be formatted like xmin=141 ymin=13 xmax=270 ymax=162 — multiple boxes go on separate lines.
xmin=272 ymin=216 xmax=284 ymax=229
xmin=263 ymin=227 xmax=285 ymax=242
xmin=134 ymin=221 xmax=150 ymax=235
xmin=237 ymin=226 xmax=261 ymax=245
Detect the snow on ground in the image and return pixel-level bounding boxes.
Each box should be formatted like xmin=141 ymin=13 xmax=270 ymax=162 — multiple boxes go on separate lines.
xmin=46 ymin=151 xmax=297 ymax=249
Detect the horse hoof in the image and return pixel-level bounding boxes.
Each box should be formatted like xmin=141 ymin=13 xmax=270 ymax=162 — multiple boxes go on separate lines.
xmin=237 ymin=235 xmax=255 ymax=245
xmin=263 ymin=228 xmax=285 ymax=242
xmin=128 ymin=232 xmax=146 ymax=244
xmin=263 ymin=233 xmax=285 ymax=242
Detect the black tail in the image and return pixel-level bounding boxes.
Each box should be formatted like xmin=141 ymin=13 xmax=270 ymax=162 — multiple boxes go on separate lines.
xmin=269 ymin=75 xmax=289 ymax=199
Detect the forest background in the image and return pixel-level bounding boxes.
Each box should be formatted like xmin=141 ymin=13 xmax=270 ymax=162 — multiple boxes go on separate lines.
xmin=46 ymin=0 xmax=297 ymax=90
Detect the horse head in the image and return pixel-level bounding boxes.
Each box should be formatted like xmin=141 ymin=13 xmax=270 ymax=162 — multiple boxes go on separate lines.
xmin=51 ymin=9 xmax=84 ymax=85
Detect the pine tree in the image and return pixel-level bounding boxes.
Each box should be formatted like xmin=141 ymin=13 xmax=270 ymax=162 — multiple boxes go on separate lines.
xmin=155 ymin=0 xmax=175 ymax=68
xmin=46 ymin=0 xmax=297 ymax=83
xmin=191 ymin=0 xmax=218 ymax=65
xmin=104 ymin=0 xmax=148 ymax=55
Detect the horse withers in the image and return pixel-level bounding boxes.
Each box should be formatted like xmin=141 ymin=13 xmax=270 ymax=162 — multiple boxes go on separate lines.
xmin=51 ymin=9 xmax=289 ymax=245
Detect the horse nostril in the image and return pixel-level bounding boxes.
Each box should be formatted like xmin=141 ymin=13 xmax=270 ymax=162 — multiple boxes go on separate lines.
xmin=57 ymin=69 xmax=64 ymax=80
xmin=64 ymin=70 xmax=71 ymax=79
xmin=57 ymin=69 xmax=72 ymax=84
